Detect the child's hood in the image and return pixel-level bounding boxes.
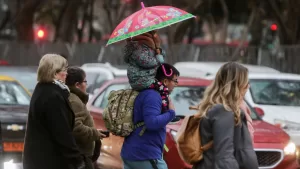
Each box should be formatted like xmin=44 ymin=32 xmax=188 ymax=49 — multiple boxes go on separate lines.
xmin=124 ymin=41 xmax=151 ymax=63
xmin=124 ymin=41 xmax=137 ymax=63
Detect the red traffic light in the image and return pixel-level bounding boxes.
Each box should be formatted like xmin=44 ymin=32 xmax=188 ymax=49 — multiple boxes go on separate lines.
xmin=270 ymin=24 xmax=278 ymax=31
xmin=37 ymin=29 xmax=45 ymax=38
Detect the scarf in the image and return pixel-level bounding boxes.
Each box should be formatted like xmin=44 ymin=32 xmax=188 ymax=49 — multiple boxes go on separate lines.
xmin=240 ymin=101 xmax=254 ymax=143
xmin=149 ymin=80 xmax=169 ymax=112
xmin=68 ymin=86 xmax=89 ymax=104
xmin=53 ymin=79 xmax=70 ymax=92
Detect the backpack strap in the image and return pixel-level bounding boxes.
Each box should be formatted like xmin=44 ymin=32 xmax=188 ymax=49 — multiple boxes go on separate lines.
xmin=201 ymin=140 xmax=213 ymax=151
xmin=139 ymin=126 xmax=146 ymax=136
xmin=133 ymin=122 xmax=146 ymax=136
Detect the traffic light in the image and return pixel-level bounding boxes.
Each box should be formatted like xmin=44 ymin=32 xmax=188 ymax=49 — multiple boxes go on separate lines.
xmin=261 ymin=23 xmax=278 ymax=49
xmin=269 ymin=24 xmax=278 ymax=37
xmin=37 ymin=29 xmax=45 ymax=39
xmin=35 ymin=27 xmax=47 ymax=42
xmin=270 ymin=24 xmax=278 ymax=31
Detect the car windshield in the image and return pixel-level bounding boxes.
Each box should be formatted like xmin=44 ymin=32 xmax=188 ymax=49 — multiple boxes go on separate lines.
xmin=170 ymin=86 xmax=259 ymax=120
xmin=85 ymin=72 xmax=99 ymax=84
xmin=250 ymin=79 xmax=300 ymax=106
xmin=0 ymin=72 xmax=37 ymax=92
xmin=98 ymin=84 xmax=259 ymax=120
xmin=0 ymin=81 xmax=30 ymax=105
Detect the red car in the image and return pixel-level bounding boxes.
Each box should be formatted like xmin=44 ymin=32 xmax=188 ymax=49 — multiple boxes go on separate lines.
xmin=87 ymin=77 xmax=299 ymax=169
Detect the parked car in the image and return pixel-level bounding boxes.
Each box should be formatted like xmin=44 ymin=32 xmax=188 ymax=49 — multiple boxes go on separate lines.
xmin=0 ymin=75 xmax=30 ymax=169
xmin=81 ymin=63 xmax=127 ymax=97
xmin=0 ymin=66 xmax=37 ymax=93
xmin=87 ymin=77 xmax=299 ymax=169
xmin=174 ymin=61 xmax=280 ymax=76
xmin=174 ymin=62 xmax=300 ymax=148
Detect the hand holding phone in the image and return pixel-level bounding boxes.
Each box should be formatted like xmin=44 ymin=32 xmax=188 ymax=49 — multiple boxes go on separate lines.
xmin=98 ymin=129 xmax=110 ymax=138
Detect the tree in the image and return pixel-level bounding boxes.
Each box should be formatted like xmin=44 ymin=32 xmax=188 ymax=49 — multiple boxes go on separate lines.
xmin=55 ymin=0 xmax=83 ymax=42
xmin=0 ymin=2 xmax=10 ymax=32
xmin=13 ymin=0 xmax=99 ymax=43
xmin=266 ymin=0 xmax=300 ymax=45
xmin=102 ymin=0 xmax=131 ymax=33
xmin=9 ymin=0 xmax=300 ymax=45
xmin=15 ymin=0 xmax=45 ymax=41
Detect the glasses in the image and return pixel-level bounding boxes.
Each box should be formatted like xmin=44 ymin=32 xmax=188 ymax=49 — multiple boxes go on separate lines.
xmin=171 ymin=79 xmax=178 ymax=84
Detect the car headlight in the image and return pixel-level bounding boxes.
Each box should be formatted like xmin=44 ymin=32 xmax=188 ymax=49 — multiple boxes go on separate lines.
xmin=4 ymin=159 xmax=18 ymax=169
xmin=274 ymin=119 xmax=300 ymax=131
xmin=170 ymin=130 xmax=177 ymax=141
xmin=284 ymin=142 xmax=297 ymax=155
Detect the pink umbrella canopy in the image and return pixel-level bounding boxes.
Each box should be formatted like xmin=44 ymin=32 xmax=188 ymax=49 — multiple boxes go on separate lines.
xmin=106 ymin=2 xmax=195 ymax=46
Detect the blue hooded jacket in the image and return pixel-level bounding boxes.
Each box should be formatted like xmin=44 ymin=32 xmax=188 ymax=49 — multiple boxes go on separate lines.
xmin=121 ymin=89 xmax=175 ymax=160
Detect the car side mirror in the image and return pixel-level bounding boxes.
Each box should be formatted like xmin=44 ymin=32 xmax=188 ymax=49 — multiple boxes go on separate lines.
xmin=254 ymin=107 xmax=265 ymax=117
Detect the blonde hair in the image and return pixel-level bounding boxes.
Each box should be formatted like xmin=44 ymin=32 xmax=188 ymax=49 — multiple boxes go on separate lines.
xmin=195 ymin=62 xmax=249 ymax=125
xmin=37 ymin=54 xmax=68 ymax=83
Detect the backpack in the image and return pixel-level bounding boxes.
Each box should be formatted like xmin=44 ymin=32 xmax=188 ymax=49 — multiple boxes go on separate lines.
xmin=103 ymin=89 xmax=145 ymax=137
xmin=175 ymin=106 xmax=213 ymax=165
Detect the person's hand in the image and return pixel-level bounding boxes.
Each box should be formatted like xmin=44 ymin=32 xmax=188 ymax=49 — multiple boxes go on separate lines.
xmin=98 ymin=129 xmax=108 ymax=139
xmin=152 ymin=32 xmax=161 ymax=48
xmin=168 ymin=97 xmax=175 ymax=111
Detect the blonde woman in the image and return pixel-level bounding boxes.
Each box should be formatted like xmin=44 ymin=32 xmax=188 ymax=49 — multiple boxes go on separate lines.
xmin=193 ymin=62 xmax=258 ymax=169
xmin=23 ymin=54 xmax=90 ymax=169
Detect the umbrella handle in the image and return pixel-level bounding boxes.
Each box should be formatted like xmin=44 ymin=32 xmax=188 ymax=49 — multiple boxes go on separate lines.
xmin=162 ymin=64 xmax=173 ymax=77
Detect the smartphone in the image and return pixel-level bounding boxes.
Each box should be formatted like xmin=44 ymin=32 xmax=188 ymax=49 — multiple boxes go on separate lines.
xmin=100 ymin=130 xmax=110 ymax=137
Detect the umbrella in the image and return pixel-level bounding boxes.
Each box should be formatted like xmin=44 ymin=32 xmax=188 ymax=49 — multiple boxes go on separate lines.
xmin=106 ymin=2 xmax=195 ymax=46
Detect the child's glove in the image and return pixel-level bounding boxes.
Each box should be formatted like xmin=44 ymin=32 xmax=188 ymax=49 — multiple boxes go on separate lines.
xmin=129 ymin=31 xmax=161 ymax=50
xmin=152 ymin=31 xmax=161 ymax=48
xmin=156 ymin=54 xmax=164 ymax=64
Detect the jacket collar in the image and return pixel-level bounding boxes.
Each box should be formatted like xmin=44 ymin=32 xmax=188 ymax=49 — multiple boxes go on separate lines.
xmin=69 ymin=86 xmax=89 ymax=104
xmin=53 ymin=79 xmax=70 ymax=92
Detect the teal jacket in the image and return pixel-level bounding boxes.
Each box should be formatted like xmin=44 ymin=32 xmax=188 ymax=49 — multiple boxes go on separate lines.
xmin=124 ymin=41 xmax=166 ymax=91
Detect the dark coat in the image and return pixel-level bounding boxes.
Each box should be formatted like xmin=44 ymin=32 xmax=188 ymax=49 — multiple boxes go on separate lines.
xmin=193 ymin=104 xmax=259 ymax=169
xmin=23 ymin=82 xmax=90 ymax=169
xmin=68 ymin=87 xmax=102 ymax=157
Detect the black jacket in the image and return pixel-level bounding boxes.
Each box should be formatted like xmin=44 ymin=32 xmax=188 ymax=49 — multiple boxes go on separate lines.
xmin=23 ymin=82 xmax=89 ymax=169
xmin=193 ymin=104 xmax=259 ymax=169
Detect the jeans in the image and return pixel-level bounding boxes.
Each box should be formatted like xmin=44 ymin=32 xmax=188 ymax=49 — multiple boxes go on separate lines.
xmin=122 ymin=159 xmax=168 ymax=169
